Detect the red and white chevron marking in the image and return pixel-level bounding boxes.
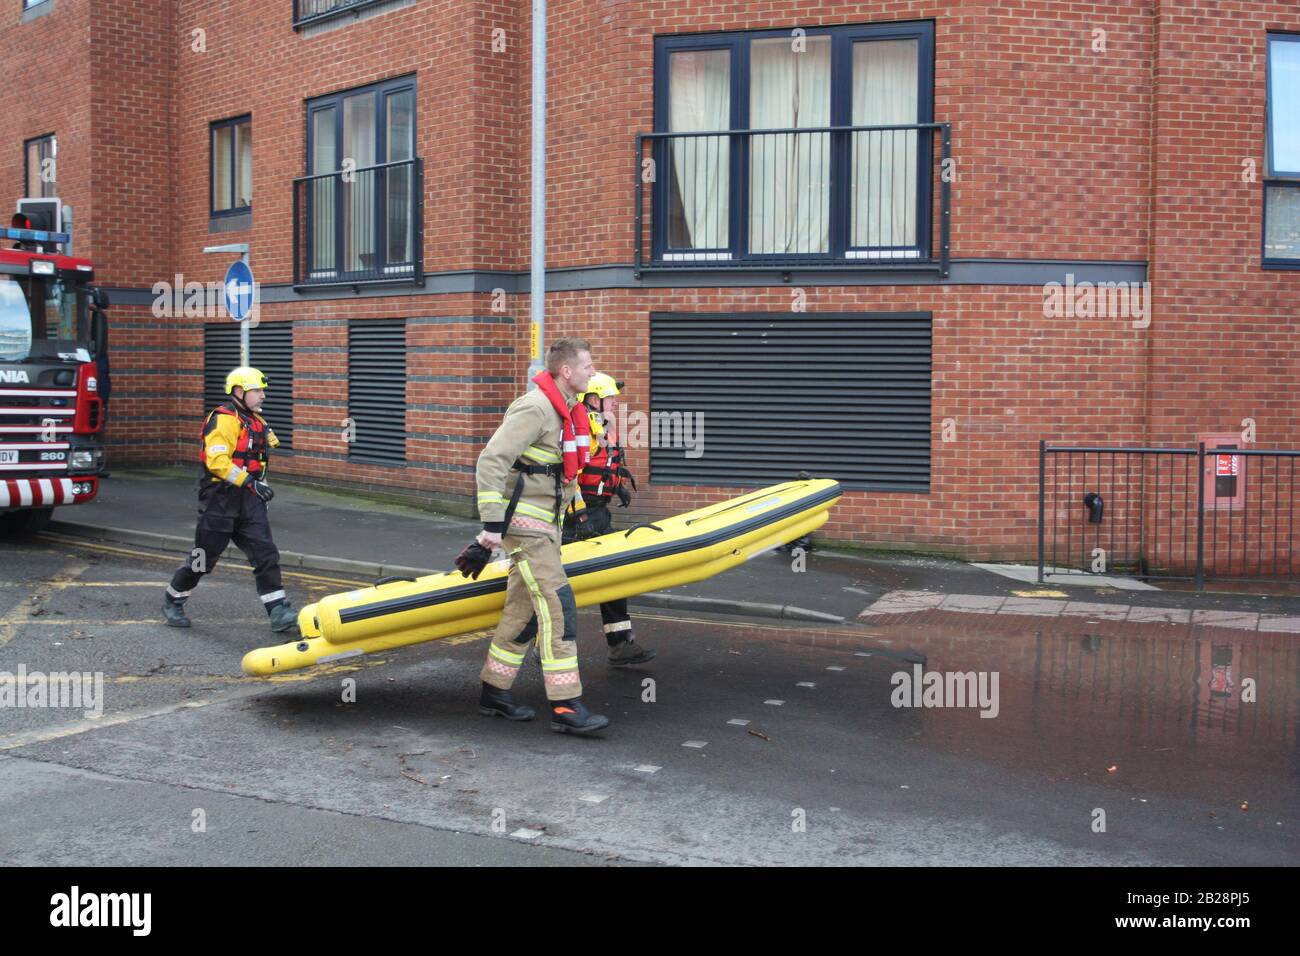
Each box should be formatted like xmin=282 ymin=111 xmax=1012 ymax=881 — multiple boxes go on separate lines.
xmin=0 ymin=477 xmax=75 ymax=507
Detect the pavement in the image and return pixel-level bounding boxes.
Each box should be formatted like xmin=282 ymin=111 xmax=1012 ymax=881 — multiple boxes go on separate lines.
xmin=0 ymin=535 xmax=1296 ymax=866
xmin=44 ymin=467 xmax=1300 ymax=625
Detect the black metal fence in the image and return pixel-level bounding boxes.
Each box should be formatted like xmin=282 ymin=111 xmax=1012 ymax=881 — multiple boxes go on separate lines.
xmin=635 ymin=122 xmax=950 ymax=275
xmin=292 ymin=158 xmax=424 ymax=289
xmin=1038 ymin=442 xmax=1300 ymax=587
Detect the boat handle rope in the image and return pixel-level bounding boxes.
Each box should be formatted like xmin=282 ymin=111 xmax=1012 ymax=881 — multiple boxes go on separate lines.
xmin=624 ymin=523 xmax=664 ymax=539
xmin=375 ymin=575 xmax=418 ymax=587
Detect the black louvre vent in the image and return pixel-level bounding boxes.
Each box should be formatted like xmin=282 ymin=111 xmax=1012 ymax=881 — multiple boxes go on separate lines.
xmin=649 ymin=312 xmax=931 ymax=492
xmin=348 ymin=320 xmax=407 ymax=463
xmin=203 ymin=324 xmax=294 ymax=449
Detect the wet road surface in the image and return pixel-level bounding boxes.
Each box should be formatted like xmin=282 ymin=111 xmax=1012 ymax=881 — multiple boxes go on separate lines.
xmin=0 ymin=535 xmax=1295 ymax=865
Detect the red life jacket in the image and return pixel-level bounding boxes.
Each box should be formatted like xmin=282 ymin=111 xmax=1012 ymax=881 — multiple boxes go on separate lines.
xmin=579 ymin=438 xmax=629 ymax=501
xmin=530 ymin=370 xmax=591 ymax=480
xmin=198 ymin=402 xmax=269 ymax=483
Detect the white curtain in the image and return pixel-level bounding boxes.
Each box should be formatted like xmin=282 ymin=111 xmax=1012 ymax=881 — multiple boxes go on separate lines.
xmin=213 ymin=126 xmax=232 ymax=211
xmin=311 ymin=108 xmax=337 ymax=274
xmin=386 ymin=90 xmax=414 ymax=267
xmin=851 ymin=39 xmax=919 ymax=251
xmin=668 ymin=50 xmax=730 ymax=251
xmin=343 ymin=93 xmax=377 ymax=272
xmin=237 ymin=122 xmax=252 ymax=208
xmin=749 ymin=36 xmax=831 ymax=255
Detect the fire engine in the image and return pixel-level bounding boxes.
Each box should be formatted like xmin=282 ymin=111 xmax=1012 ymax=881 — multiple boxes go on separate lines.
xmin=0 ymin=199 xmax=108 ymax=535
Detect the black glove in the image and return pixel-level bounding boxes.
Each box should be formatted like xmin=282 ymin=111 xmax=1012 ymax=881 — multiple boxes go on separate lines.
xmin=615 ymin=485 xmax=632 ymax=508
xmin=455 ymin=541 xmax=493 ymax=580
xmin=249 ymin=479 xmax=274 ymax=503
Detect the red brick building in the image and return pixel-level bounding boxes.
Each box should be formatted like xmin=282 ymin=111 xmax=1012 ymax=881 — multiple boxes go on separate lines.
xmin=3 ymin=0 xmax=1297 ymax=561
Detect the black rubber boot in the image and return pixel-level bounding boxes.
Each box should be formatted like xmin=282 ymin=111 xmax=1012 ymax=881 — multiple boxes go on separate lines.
xmin=479 ymin=683 xmax=536 ymax=721
xmin=162 ymin=593 xmax=191 ymax=628
xmin=550 ymin=698 xmax=609 ymax=735
xmin=268 ymin=602 xmax=298 ymax=634
xmin=607 ymin=636 xmax=656 ymax=666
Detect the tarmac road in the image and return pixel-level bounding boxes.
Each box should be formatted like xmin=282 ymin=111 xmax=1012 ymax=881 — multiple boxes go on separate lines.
xmin=0 ymin=534 xmax=1296 ymax=866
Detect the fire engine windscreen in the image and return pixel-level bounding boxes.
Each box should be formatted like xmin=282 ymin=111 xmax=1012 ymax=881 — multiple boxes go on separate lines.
xmin=0 ymin=277 xmax=32 ymax=362
xmin=0 ymin=276 xmax=90 ymax=361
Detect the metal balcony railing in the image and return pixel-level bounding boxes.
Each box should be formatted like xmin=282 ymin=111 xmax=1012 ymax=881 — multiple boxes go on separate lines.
xmin=635 ymin=122 xmax=950 ymax=275
xmin=292 ymin=158 xmax=424 ymax=289
xmin=292 ymin=0 xmax=391 ymax=28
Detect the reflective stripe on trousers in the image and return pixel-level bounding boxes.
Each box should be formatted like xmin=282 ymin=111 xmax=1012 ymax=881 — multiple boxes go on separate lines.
xmin=479 ymin=532 xmax=581 ymax=700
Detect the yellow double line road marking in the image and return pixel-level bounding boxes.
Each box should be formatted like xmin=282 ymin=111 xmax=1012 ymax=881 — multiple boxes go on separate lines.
xmin=0 ymin=559 xmax=90 ymax=649
xmin=0 ymin=659 xmax=385 ymax=752
xmin=33 ymin=534 xmax=369 ymax=588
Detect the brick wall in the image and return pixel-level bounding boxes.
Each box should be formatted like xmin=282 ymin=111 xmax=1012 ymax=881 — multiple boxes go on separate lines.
xmin=2 ymin=0 xmax=1296 ymax=560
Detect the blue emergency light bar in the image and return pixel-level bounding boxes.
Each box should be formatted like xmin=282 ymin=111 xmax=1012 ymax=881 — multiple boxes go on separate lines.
xmin=3 ymin=227 xmax=71 ymax=245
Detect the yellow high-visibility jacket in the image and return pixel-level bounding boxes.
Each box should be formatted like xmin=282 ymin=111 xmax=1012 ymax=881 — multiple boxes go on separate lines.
xmin=200 ymin=404 xmax=279 ymax=488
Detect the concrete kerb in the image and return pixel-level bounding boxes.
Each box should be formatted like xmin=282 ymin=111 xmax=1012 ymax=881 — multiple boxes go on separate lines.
xmin=596 ymin=592 xmax=843 ymax=623
xmin=41 ymin=520 xmax=846 ymax=624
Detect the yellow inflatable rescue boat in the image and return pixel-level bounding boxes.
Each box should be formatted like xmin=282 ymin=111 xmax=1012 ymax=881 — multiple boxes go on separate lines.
xmin=241 ymin=477 xmax=841 ymax=676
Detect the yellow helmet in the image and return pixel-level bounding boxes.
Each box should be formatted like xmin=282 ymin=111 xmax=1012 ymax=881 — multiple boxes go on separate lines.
xmin=225 ymin=366 xmax=269 ymax=394
xmin=580 ymin=373 xmax=622 ymax=403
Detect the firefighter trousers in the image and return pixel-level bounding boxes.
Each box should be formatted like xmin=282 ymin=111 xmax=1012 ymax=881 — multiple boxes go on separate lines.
xmin=480 ymin=531 xmax=582 ymax=701
xmin=167 ymin=486 xmax=286 ymax=613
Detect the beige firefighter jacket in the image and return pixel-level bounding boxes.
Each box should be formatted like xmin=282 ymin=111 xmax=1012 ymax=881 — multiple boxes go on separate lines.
xmin=475 ymin=386 xmax=578 ymax=537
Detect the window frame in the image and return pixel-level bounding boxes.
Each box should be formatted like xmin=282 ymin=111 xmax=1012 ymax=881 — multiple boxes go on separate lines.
xmin=22 ymin=133 xmax=56 ymax=199
xmin=650 ymin=20 xmax=936 ymax=266
xmin=303 ymin=73 xmax=418 ymax=280
xmin=1262 ymin=180 xmax=1300 ymax=270
xmin=209 ymin=114 xmax=252 ymax=218
xmin=22 ymin=1 xmax=50 ymax=10
xmin=1264 ymin=32 xmax=1300 ymax=268
xmin=1265 ymin=33 xmax=1300 ymax=179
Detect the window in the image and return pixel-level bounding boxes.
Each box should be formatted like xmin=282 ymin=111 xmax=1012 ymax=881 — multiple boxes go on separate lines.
xmin=651 ymin=21 xmax=934 ymax=266
xmin=299 ymin=75 xmax=418 ymax=284
xmin=1265 ymin=34 xmax=1300 ymax=266
xmin=211 ymin=116 xmax=252 ymax=215
xmin=23 ymin=1 xmax=49 ymax=9
xmin=23 ymin=134 xmax=56 ymax=198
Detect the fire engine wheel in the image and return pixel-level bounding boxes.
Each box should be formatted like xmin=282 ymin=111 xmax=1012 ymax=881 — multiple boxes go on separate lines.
xmin=0 ymin=507 xmax=53 ymax=537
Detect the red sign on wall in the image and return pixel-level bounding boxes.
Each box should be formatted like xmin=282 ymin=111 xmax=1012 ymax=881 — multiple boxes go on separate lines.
xmin=1200 ymin=433 xmax=1246 ymax=511
xmin=1215 ymin=454 xmax=1238 ymax=478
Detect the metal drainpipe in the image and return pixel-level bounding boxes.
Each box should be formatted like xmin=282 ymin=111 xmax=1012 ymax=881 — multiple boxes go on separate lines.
xmin=526 ymin=0 xmax=547 ymax=389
